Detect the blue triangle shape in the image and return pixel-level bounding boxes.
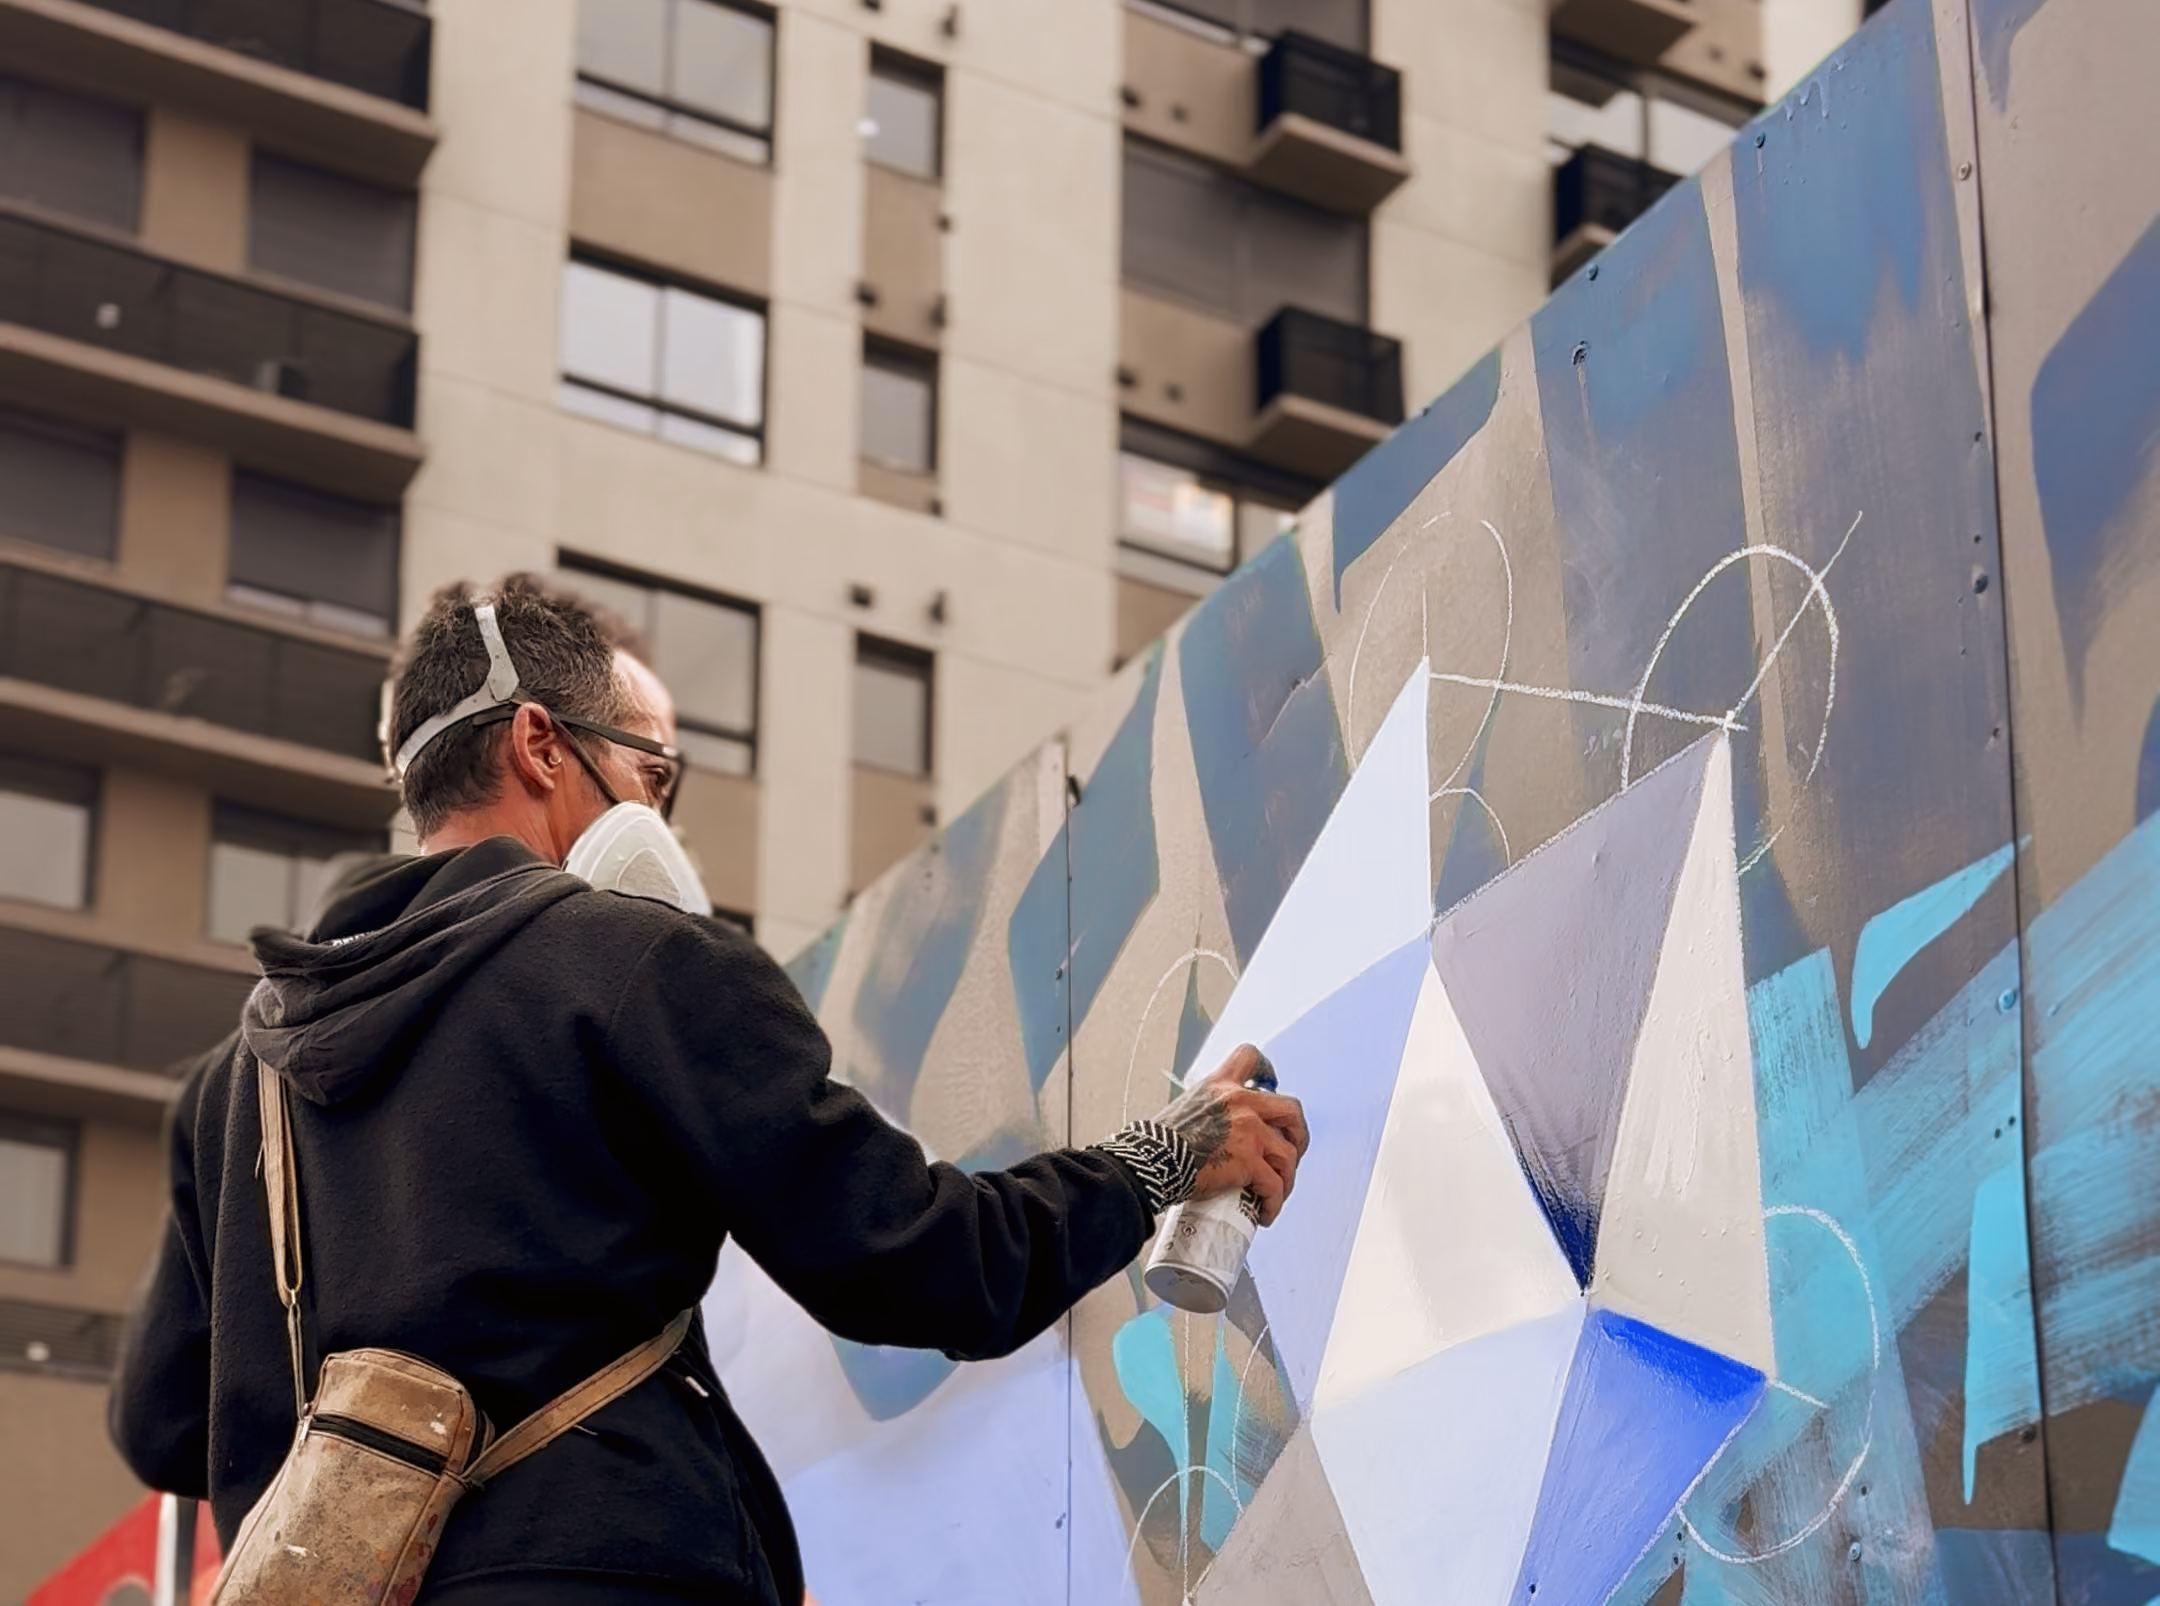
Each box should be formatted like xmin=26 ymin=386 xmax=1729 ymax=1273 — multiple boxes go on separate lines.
xmin=1511 ymin=1309 xmax=1764 ymax=1606
xmin=1243 ymin=935 xmax=1432 ymax=1411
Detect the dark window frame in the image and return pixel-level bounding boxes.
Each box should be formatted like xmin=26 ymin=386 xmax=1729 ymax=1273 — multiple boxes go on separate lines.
xmin=0 ymin=1109 xmax=79 ymax=1271
xmin=0 ymin=748 xmax=99 ymax=913
xmin=558 ymin=552 xmax=763 ymax=776
xmin=0 ymin=406 xmax=122 ymax=564
xmin=559 ymin=249 xmax=772 ymax=461
xmin=864 ymin=47 xmax=944 ymax=182
xmin=0 ymin=72 xmax=145 ymax=235
xmin=205 ymin=799 xmax=387 ymax=945
xmin=859 ymin=337 xmax=940 ymax=476
xmin=574 ymin=0 xmax=779 ymax=160
xmin=1117 ymin=417 xmax=1315 ymax=578
xmin=852 ymin=633 xmax=935 ymax=779
xmin=226 ymin=469 xmax=402 ymax=639
xmin=246 ymin=150 xmax=419 ymax=315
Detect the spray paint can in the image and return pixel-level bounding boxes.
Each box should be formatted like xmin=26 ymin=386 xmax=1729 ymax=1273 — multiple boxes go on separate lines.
xmin=1141 ymin=1060 xmax=1277 ymax=1314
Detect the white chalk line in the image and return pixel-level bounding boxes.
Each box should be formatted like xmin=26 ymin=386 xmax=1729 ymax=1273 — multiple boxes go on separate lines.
xmin=1430 ymin=673 xmax=1746 ymax=733
xmin=1430 ymin=786 xmax=1513 ymax=865
xmin=1120 ymin=948 xmax=1241 ymax=1123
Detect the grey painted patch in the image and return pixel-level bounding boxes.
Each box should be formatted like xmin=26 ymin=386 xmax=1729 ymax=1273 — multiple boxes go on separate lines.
xmin=1196 ymin=1422 xmax=1375 ymax=1606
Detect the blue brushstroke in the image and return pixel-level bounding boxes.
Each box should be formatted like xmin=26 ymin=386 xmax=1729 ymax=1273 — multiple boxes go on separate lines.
xmin=1243 ymin=936 xmax=1430 ymax=1409
xmin=1971 ymin=0 xmax=2051 ymax=105
xmin=1431 ymin=750 xmax=1508 ymax=916
xmin=2110 ymin=1392 xmax=2160 ymax=1565
xmin=828 ymin=1340 xmax=958 ymax=1422
xmin=2052 ymin=1532 xmax=2160 ymax=1606
xmin=1964 ymin=1160 xmax=2043 ymax=1501
xmin=1179 ymin=538 xmax=1349 ymax=964
xmin=1513 ymin=1311 xmax=1764 ymax=1606
xmin=1112 ymin=1307 xmax=1188 ymax=1531
xmin=784 ymin=912 xmax=847 ymax=1013
xmin=1172 ymin=958 xmax=1215 ymax=1084
xmin=1932 ymin=1530 xmax=2056 ymax=1603
xmin=2139 ymin=697 xmax=2160 ymax=823
xmin=1009 ymin=650 xmax=1162 ymax=1090
xmin=2032 ymin=218 xmax=2160 ymax=709
xmin=1199 ymin=1326 xmax=1247 ymax=1551
xmin=1850 ymin=841 xmax=2014 ymax=1048
xmin=849 ymin=785 xmax=1007 ymax=1121
xmin=1330 ymin=349 xmax=1501 ymax=606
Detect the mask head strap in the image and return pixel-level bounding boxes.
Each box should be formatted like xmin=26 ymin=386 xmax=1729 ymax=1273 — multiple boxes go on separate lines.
xmin=383 ymin=601 xmax=524 ymax=779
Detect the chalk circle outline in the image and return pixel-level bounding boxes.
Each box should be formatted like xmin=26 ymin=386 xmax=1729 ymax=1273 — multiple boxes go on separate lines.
xmin=1120 ymin=947 xmax=1241 ymax=1121
xmin=1680 ymin=1203 xmax=1880 ymax=1567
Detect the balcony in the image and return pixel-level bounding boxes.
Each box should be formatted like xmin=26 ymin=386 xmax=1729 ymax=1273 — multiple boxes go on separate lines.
xmin=77 ymin=0 xmax=430 ymax=109
xmin=0 ymin=923 xmax=256 ymax=1073
xmin=1247 ymin=32 xmax=1409 ymax=214
xmin=1249 ymin=306 xmax=1403 ymax=479
xmin=1552 ymin=144 xmax=1682 ymax=283
xmin=1547 ymin=0 xmax=1698 ymax=69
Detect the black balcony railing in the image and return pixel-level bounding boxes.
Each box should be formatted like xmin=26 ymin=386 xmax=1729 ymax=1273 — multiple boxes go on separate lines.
xmin=0 ymin=924 xmax=256 ymax=1073
xmin=0 ymin=212 xmax=418 ymax=428
xmin=0 ymin=1300 xmax=128 ymax=1380
xmin=1553 ymin=144 xmax=1682 ymax=246
xmin=0 ymin=561 xmax=388 ymax=764
xmin=1256 ymin=307 xmax=1405 ymax=426
xmin=80 ymin=0 xmax=432 ymax=111
xmin=1257 ymin=31 xmax=1403 ymax=152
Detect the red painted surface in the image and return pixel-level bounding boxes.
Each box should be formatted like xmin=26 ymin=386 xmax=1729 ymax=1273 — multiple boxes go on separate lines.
xmin=25 ymin=1495 xmax=221 ymax=1606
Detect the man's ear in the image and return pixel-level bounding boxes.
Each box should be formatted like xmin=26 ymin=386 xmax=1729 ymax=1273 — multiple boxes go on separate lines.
xmin=503 ymin=703 xmax=564 ymax=797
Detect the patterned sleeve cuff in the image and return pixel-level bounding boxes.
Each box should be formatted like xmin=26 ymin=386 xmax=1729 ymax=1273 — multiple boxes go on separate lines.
xmin=1089 ymin=1119 xmax=1202 ymax=1218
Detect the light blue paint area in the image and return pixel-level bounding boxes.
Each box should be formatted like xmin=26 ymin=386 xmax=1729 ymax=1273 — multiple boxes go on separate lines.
xmin=1932 ymin=1530 xmax=2056 ymax=1603
xmin=849 ymin=784 xmax=1008 ymax=1121
xmin=1008 ymin=648 xmax=1163 ymax=1090
xmin=1850 ymin=840 xmax=2015 ymax=1048
xmin=2108 ymin=1393 xmax=2160 ymax=1565
xmin=828 ymin=1340 xmax=959 ymax=1423
xmin=1198 ymin=1326 xmax=1247 ymax=1551
xmin=1243 ymin=936 xmax=1430 ymax=1410
xmin=1112 ymin=1306 xmax=1190 ymax=1533
xmin=1329 ymin=348 xmax=1501 ymax=606
xmin=1971 ymin=0 xmax=2051 ymax=105
xmin=2139 ymin=696 xmax=2160 ymax=823
xmin=783 ymin=911 xmax=847 ymax=1014
xmin=1172 ymin=957 xmax=1215 ymax=1084
xmin=1512 ymin=1312 xmax=1764 ymax=1606
xmin=2030 ymin=1120 xmax=2160 ymax=1413
xmin=783 ymin=1339 xmax=1095 ymax=1606
xmin=1531 ymin=184 xmax=1753 ymax=777
xmin=2031 ymin=218 xmax=2160 ymax=709
xmin=1733 ymin=0 xmax=1942 ymax=363
xmin=1179 ymin=537 xmax=1349 ymax=965
xmin=1963 ymin=1160 xmax=2043 ymax=1501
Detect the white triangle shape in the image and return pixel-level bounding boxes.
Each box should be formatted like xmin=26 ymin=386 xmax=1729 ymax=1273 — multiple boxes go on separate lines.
xmin=1310 ymin=1302 xmax=1585 ymax=1606
xmin=1181 ymin=664 xmax=1432 ymax=1086
xmin=1315 ymin=963 xmax=1579 ymax=1408
xmin=1590 ymin=736 xmax=1777 ymax=1374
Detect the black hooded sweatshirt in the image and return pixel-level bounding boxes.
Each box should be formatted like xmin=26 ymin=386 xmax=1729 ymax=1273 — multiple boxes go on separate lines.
xmin=109 ymin=838 xmax=1155 ymax=1603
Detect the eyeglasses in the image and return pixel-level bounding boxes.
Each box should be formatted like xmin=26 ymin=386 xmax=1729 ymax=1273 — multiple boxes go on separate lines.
xmin=467 ymin=703 xmax=684 ymax=820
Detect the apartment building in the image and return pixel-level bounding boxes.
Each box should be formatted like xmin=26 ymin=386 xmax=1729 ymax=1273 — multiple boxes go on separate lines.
xmin=0 ymin=0 xmax=1806 ymax=1590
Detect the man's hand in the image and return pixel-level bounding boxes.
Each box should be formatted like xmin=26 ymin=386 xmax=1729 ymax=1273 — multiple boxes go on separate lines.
xmin=1158 ymin=1044 xmax=1309 ymax=1226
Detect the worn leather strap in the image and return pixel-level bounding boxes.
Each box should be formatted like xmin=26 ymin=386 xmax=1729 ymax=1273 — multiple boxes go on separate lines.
xmin=465 ymin=1307 xmax=695 ymax=1487
xmin=254 ymin=1041 xmax=308 ymax=1420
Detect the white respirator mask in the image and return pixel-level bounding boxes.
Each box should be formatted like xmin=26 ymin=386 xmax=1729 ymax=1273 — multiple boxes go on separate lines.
xmin=564 ymin=801 xmax=714 ymax=917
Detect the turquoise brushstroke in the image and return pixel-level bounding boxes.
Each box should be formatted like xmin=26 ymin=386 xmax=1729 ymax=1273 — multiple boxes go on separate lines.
xmin=1850 ymin=841 xmax=2014 ymax=1047
xmin=1199 ymin=1326 xmax=1243 ymax=1551
xmin=2109 ymin=1393 xmax=2160 ymax=1565
xmin=1113 ymin=1308 xmax=1188 ymax=1531
xmin=1963 ymin=1160 xmax=2043 ymax=1502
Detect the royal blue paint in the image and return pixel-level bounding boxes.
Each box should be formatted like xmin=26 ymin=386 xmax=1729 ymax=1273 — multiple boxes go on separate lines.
xmin=849 ymin=785 xmax=1007 ymax=1121
xmin=1009 ymin=650 xmax=1163 ymax=1090
xmin=2139 ymin=697 xmax=2160 ymax=823
xmin=1512 ymin=1311 xmax=1764 ymax=1606
xmin=1850 ymin=841 xmax=2015 ymax=1048
xmin=1330 ymin=349 xmax=1501 ymax=606
xmin=1963 ymin=1160 xmax=2043 ymax=1501
xmin=1179 ymin=538 xmax=1349 ymax=965
xmin=785 ymin=911 xmax=847 ymax=1013
xmin=2031 ymin=218 xmax=2160 ymax=708
xmin=1970 ymin=0 xmax=2051 ymax=105
xmin=829 ymin=1339 xmax=959 ymax=1422
xmin=1242 ymin=936 xmax=1430 ymax=1409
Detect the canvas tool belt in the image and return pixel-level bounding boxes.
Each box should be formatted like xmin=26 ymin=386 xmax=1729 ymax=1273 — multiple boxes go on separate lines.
xmin=206 ymin=1047 xmax=692 ymax=1606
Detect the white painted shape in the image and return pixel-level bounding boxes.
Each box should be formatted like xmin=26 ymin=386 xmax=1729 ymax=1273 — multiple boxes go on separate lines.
xmin=1311 ymin=1302 xmax=1585 ymax=1606
xmin=1181 ymin=665 xmax=1432 ymax=1087
xmin=1315 ymin=964 xmax=1580 ymax=1407
xmin=1591 ymin=737 xmax=1777 ymax=1374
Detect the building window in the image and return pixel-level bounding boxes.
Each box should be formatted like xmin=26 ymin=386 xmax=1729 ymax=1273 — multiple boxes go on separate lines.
xmin=0 ymin=751 xmax=95 ymax=912
xmin=1547 ymin=45 xmax=1751 ymax=175
xmin=207 ymin=803 xmax=385 ymax=945
xmin=559 ymin=558 xmax=760 ymax=775
xmin=1118 ymin=418 xmax=1309 ymax=578
xmin=559 ymin=258 xmax=767 ymax=464
xmin=576 ymin=0 xmax=776 ymax=164
xmin=249 ymin=153 xmax=418 ymax=313
xmin=860 ymin=342 xmax=937 ymax=475
xmin=0 ymin=73 xmax=142 ymax=233
xmin=1122 ymin=141 xmax=1368 ymax=328
xmin=226 ymin=472 xmax=400 ymax=638
xmin=863 ymin=52 xmax=942 ymax=180
xmin=853 ymin=637 xmax=932 ymax=778
xmin=0 ymin=408 xmax=120 ymax=562
xmin=0 ymin=1112 xmax=74 ymax=1269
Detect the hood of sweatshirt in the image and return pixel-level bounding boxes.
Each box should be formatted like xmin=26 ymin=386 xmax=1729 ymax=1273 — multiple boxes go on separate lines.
xmin=242 ymin=837 xmax=587 ymax=1107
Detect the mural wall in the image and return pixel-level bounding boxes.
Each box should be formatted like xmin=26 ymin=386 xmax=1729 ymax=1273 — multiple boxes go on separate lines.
xmin=704 ymin=0 xmax=2160 ymax=1600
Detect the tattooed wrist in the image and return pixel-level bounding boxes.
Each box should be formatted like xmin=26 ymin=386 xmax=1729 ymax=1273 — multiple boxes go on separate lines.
xmin=1158 ymin=1084 xmax=1235 ymax=1168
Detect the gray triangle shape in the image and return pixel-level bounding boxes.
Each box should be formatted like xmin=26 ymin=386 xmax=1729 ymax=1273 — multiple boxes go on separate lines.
xmin=1196 ymin=1421 xmax=1376 ymax=1606
xmin=1429 ymin=733 xmax=1718 ymax=1284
